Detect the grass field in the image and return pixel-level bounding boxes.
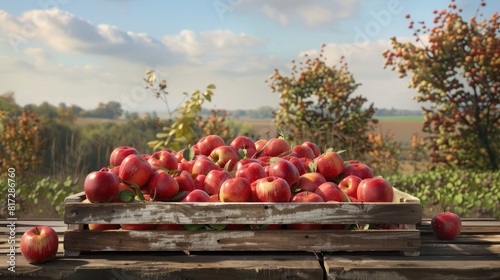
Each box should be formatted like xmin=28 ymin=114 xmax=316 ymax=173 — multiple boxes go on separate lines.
xmin=241 ymin=116 xmax=426 ymax=145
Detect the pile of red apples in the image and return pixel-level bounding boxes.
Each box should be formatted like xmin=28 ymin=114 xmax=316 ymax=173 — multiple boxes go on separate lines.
xmin=84 ymin=135 xmax=395 ymax=230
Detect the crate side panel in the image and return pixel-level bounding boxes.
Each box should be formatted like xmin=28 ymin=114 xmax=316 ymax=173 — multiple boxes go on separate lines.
xmin=64 ymin=202 xmax=422 ymax=225
xmin=63 ymin=229 xmax=420 ymax=252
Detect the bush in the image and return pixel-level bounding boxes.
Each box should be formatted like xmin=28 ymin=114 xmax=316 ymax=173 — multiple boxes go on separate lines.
xmin=387 ymin=169 xmax=500 ymax=219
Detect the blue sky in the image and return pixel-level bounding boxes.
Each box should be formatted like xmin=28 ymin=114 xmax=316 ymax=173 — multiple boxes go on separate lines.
xmin=0 ymin=0 xmax=497 ymax=114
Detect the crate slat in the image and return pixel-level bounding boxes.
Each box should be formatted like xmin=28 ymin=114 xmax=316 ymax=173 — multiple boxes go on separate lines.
xmin=64 ymin=229 xmax=420 ymax=252
xmin=65 ymin=201 xmax=421 ymax=225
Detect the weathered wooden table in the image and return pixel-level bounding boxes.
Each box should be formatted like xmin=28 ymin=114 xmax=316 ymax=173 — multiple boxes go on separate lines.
xmin=1 ymin=218 xmax=499 ymax=280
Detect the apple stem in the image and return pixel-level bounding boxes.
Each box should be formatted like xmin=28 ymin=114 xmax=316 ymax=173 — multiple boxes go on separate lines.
xmin=34 ymin=227 xmax=40 ymax=235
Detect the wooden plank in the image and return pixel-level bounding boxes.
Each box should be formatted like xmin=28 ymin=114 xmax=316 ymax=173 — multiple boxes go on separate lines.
xmin=324 ymin=255 xmax=500 ymax=280
xmin=1 ymin=251 xmax=324 ymax=280
xmin=63 ymin=229 xmax=420 ymax=252
xmin=64 ymin=201 xmax=422 ymax=225
xmin=419 ymin=219 xmax=500 ymax=234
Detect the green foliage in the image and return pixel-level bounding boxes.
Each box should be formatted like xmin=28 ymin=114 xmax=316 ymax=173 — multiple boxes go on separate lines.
xmin=383 ymin=0 xmax=500 ymax=170
xmin=31 ymin=176 xmax=80 ymax=217
xmin=387 ymin=169 xmax=500 ymax=219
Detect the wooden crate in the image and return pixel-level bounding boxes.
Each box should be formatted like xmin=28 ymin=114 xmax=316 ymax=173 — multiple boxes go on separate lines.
xmin=63 ymin=188 xmax=422 ymax=256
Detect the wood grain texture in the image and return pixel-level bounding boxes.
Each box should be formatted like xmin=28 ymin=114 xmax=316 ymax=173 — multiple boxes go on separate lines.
xmin=63 ymin=229 xmax=420 ymax=253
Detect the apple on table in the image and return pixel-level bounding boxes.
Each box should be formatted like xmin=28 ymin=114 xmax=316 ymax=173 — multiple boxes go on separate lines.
xmin=20 ymin=226 xmax=59 ymax=264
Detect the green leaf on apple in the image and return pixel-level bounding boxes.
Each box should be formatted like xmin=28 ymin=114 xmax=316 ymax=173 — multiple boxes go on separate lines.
xmin=269 ymin=157 xmax=281 ymax=165
xmin=336 ymin=149 xmax=346 ymax=155
xmin=237 ymin=148 xmax=247 ymax=160
xmin=251 ymin=224 xmax=269 ymax=230
xmin=307 ymin=161 xmax=317 ymax=173
xmin=183 ymin=147 xmax=196 ymax=161
xmin=184 ymin=224 xmax=205 ymax=231
xmin=131 ymin=183 xmax=146 ymax=202
xmin=118 ymin=189 xmax=135 ymax=203
xmin=207 ymin=224 xmax=227 ymax=231
xmin=165 ymin=191 xmax=189 ymax=202
xmin=224 ymin=160 xmax=232 ymax=172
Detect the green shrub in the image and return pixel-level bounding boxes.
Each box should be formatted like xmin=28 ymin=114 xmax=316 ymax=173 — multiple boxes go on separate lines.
xmin=387 ymin=169 xmax=500 ymax=219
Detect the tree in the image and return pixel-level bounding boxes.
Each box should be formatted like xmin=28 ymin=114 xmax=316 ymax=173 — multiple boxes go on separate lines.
xmin=383 ymin=0 xmax=499 ymax=171
xmin=266 ymin=45 xmax=378 ymax=160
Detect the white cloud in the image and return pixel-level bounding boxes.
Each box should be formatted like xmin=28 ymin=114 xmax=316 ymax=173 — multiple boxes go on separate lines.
xmin=0 ymin=8 xmax=281 ymax=111
xmin=236 ymin=0 xmax=359 ymax=27
xmin=262 ymin=5 xmax=288 ymax=26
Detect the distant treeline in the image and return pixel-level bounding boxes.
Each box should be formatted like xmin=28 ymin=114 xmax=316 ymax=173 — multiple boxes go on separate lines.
xmin=17 ymin=98 xmax=422 ymax=121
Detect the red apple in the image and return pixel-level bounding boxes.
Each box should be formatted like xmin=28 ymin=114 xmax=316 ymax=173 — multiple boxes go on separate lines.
xmin=254 ymin=176 xmax=291 ymax=202
xmin=181 ymin=189 xmax=211 ymax=202
xmin=219 ymin=177 xmax=251 ymax=202
xmin=155 ymin=224 xmax=184 ymax=230
xmin=256 ymin=155 xmax=271 ymax=167
xmin=193 ymin=174 xmax=206 ymax=190
xmin=235 ymin=162 xmax=267 ymax=184
xmin=20 ymin=226 xmax=59 ymax=264
xmin=431 ymin=212 xmax=462 ymax=240
xmin=338 ymin=175 xmax=362 ymax=199
xmin=120 ymin=224 xmax=156 ymax=230
xmin=261 ymin=138 xmax=290 ymax=157
xmin=148 ymin=150 xmax=178 ymax=171
xmin=302 ymin=141 xmax=321 ymax=157
xmin=84 ymin=167 xmax=120 ymax=203
xmin=314 ymin=151 xmax=345 ymax=181
xmin=110 ymin=165 xmax=120 ymax=176
xmin=343 ymin=160 xmax=373 ymax=179
xmin=174 ymin=170 xmax=196 ymax=192
xmin=88 ymin=224 xmax=120 ymax=230
xmin=287 ymin=156 xmax=307 ymax=175
xmin=357 ymin=177 xmax=394 ymax=202
xmin=146 ymin=170 xmax=180 ymax=201
xmin=197 ymin=135 xmax=225 ymax=156
xmin=254 ymin=139 xmax=268 ymax=154
xmin=291 ymin=191 xmax=324 ymax=203
xmin=209 ymin=145 xmax=239 ymax=171
xmin=292 ymin=145 xmax=315 ymax=159
xmin=268 ymin=159 xmax=300 ymax=187
xmin=109 ymin=146 xmax=139 ymax=166
xmin=315 ymin=182 xmax=346 ymax=202
xmin=177 ymin=160 xmax=194 ymax=173
xmin=235 ymin=158 xmax=260 ymax=171
xmin=119 ymin=154 xmax=154 ymax=188
xmin=295 ymin=172 xmax=327 ymax=192
xmin=290 ymin=191 xmax=324 ymax=230
xmin=230 ymin=136 xmax=257 ymax=158
xmin=204 ymin=170 xmax=233 ymax=195
xmin=191 ymin=157 xmax=221 ymax=175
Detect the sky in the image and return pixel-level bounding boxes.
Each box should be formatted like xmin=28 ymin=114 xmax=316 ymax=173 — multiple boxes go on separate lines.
xmin=0 ymin=0 xmax=497 ymax=114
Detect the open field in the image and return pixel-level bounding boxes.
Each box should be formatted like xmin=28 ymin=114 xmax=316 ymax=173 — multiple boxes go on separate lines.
xmin=241 ymin=116 xmax=426 ymax=144
xmin=73 ymin=116 xmax=426 ymax=145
